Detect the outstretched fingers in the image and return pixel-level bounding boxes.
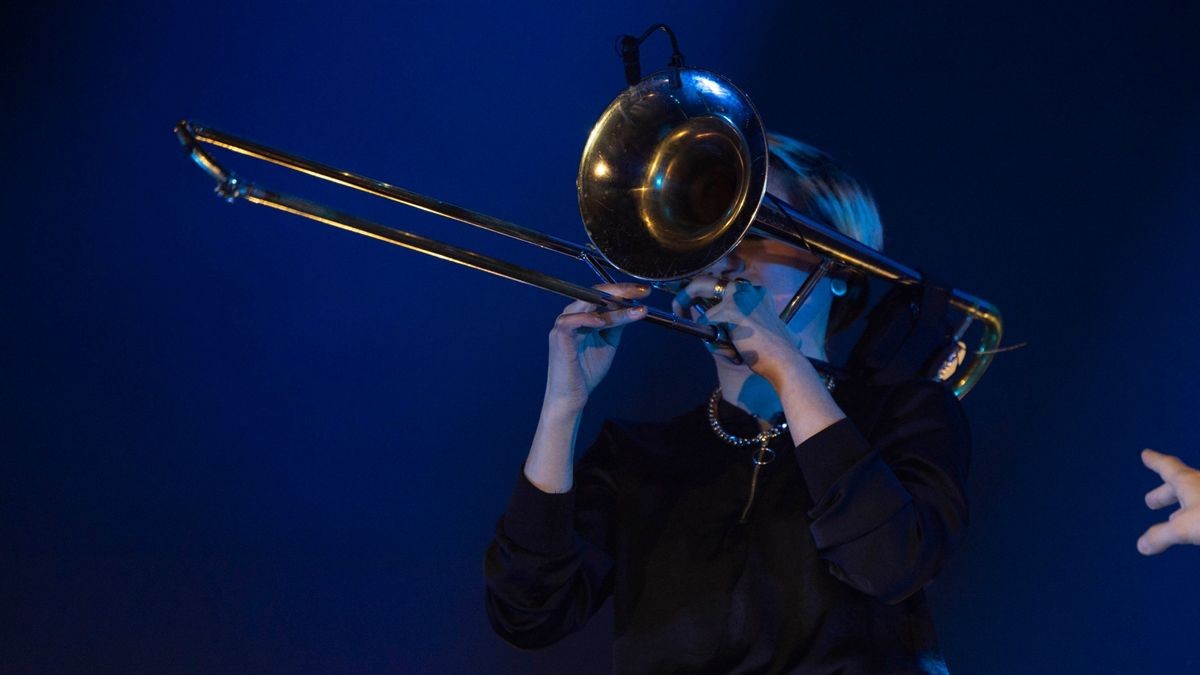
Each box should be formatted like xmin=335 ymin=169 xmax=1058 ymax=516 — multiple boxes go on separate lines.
xmin=1137 ymin=449 xmax=1200 ymax=555
xmin=1138 ymin=520 xmax=1181 ymax=556
xmin=1144 ymin=482 xmax=1178 ymax=510
xmin=1142 ymin=449 xmax=1187 ymax=484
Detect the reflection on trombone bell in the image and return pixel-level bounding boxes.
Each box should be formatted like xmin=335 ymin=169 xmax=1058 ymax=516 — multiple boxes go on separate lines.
xmin=174 ymin=44 xmax=1004 ymax=397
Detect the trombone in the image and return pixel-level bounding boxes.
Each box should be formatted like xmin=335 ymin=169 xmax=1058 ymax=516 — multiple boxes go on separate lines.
xmin=174 ymin=67 xmax=1002 ymax=397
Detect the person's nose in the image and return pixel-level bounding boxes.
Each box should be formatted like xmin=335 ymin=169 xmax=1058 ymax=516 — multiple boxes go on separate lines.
xmin=710 ymin=252 xmax=746 ymax=278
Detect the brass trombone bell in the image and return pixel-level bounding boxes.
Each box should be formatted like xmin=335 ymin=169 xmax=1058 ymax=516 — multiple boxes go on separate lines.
xmin=579 ymin=69 xmax=766 ymax=279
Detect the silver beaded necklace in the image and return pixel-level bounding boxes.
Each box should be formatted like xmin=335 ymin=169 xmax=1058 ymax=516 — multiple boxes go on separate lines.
xmin=706 ymin=388 xmax=788 ymax=462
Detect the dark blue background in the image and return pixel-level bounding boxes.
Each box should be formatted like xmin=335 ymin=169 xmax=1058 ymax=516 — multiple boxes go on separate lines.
xmin=5 ymin=1 xmax=1199 ymax=672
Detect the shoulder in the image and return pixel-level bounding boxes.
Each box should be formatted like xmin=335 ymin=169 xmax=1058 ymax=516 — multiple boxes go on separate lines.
xmin=840 ymin=377 xmax=970 ymax=446
xmin=883 ymin=379 xmax=966 ymax=421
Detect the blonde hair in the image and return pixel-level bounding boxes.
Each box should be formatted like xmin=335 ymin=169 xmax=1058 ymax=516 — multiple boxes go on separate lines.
xmin=766 ymin=132 xmax=884 ymax=251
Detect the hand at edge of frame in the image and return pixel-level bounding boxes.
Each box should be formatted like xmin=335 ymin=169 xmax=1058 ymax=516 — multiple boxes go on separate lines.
xmin=1138 ymin=448 xmax=1200 ymax=555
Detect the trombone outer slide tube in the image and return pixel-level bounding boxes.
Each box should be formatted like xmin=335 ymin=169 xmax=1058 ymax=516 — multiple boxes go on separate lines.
xmin=179 ymin=121 xmax=595 ymax=262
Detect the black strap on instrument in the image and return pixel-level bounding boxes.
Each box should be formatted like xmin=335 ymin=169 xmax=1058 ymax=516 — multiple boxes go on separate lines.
xmin=848 ymin=276 xmax=957 ymax=387
xmin=616 ymin=23 xmax=685 ymax=87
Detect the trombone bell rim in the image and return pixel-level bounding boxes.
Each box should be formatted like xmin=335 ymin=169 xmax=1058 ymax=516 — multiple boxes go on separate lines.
xmin=577 ymin=68 xmax=769 ymax=282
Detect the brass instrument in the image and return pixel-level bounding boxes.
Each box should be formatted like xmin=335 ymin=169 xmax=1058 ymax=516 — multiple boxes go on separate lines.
xmin=174 ymin=67 xmax=1002 ymax=397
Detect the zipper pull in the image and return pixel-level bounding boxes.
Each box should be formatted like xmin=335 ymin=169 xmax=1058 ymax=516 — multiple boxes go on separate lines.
xmin=738 ymin=434 xmax=776 ymax=523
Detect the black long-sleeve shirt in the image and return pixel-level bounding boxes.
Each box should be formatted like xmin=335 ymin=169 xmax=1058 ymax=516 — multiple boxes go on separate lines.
xmin=485 ymin=378 xmax=970 ymax=674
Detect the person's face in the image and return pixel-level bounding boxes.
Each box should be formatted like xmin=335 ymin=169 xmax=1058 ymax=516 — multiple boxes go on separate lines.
xmin=710 ymin=168 xmax=828 ymax=314
xmin=702 ymin=235 xmax=829 ymax=322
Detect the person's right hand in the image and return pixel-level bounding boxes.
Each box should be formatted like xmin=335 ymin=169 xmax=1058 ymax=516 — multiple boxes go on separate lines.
xmin=544 ymin=283 xmax=651 ymax=413
xmin=1138 ymin=449 xmax=1200 ymax=555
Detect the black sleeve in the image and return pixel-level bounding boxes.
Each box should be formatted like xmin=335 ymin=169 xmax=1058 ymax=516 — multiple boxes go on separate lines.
xmin=791 ymin=381 xmax=971 ymax=604
xmin=483 ymin=424 xmax=620 ymax=648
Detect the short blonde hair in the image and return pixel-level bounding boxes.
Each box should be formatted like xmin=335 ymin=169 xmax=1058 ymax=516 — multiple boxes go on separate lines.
xmin=766 ymin=132 xmax=884 ymax=251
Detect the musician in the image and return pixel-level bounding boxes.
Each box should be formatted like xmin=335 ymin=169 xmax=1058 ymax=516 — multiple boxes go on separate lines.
xmin=1138 ymin=449 xmax=1200 ymax=554
xmin=485 ymin=134 xmax=970 ymax=673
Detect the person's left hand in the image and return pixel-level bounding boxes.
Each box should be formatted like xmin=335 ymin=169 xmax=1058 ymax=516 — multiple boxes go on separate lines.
xmin=1138 ymin=449 xmax=1200 ymax=555
xmin=673 ymin=276 xmax=801 ymax=387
